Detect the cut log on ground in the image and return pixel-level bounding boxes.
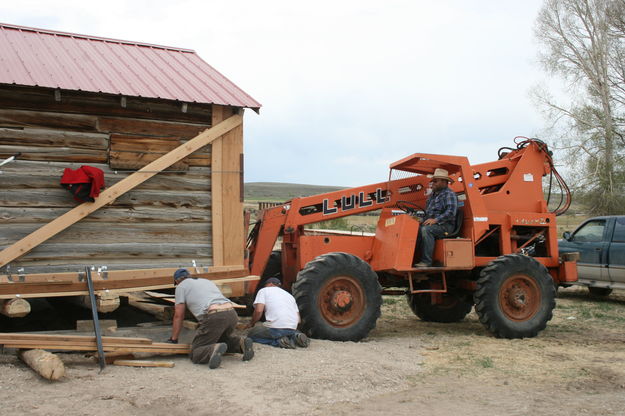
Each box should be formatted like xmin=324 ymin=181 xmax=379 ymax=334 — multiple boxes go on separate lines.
xmin=0 ymin=298 xmax=30 ymax=317
xmin=18 ymin=349 xmax=65 ymax=380
xmin=67 ymin=292 xmax=120 ymax=313
xmin=113 ymin=360 xmax=175 ymax=368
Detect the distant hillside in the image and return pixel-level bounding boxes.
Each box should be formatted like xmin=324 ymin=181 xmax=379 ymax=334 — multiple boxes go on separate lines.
xmin=245 ymin=182 xmax=346 ymax=201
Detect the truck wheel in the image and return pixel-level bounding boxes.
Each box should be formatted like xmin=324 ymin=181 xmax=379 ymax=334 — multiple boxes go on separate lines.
xmin=474 ymin=254 xmax=555 ymax=339
xmin=407 ymin=293 xmax=472 ymax=323
xmin=292 ymin=252 xmax=382 ymax=341
xmin=588 ymin=287 xmax=612 ymax=297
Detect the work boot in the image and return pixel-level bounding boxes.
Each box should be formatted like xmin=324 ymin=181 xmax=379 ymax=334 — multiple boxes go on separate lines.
xmin=241 ymin=337 xmax=254 ymax=361
xmin=294 ymin=332 xmax=310 ymax=348
xmin=414 ymin=262 xmax=431 ymax=268
xmin=208 ymin=343 xmax=227 ymax=369
xmin=277 ymin=336 xmax=296 ymax=349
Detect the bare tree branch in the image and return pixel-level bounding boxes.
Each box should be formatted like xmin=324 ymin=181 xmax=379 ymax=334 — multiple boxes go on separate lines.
xmin=535 ymin=0 xmax=625 ymax=214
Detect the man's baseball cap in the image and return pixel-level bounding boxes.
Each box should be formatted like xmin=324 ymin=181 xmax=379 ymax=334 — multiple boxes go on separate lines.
xmin=173 ymin=268 xmax=190 ymax=281
xmin=265 ymin=277 xmax=281 ymax=286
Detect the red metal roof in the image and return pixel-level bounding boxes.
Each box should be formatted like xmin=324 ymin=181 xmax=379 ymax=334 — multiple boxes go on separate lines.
xmin=0 ymin=23 xmax=261 ymax=110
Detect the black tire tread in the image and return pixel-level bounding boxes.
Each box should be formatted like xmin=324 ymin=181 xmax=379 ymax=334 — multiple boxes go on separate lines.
xmin=407 ymin=293 xmax=472 ymax=323
xmin=474 ymin=254 xmax=556 ymax=339
xmin=292 ymin=252 xmax=382 ymax=341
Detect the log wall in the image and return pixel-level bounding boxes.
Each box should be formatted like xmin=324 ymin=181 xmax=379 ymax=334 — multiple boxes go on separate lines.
xmin=0 ymin=85 xmax=244 ymax=275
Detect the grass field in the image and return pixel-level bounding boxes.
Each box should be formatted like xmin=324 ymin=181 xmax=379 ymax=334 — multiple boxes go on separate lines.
xmin=376 ymin=286 xmax=625 ymax=385
xmin=244 ymin=182 xmax=345 ymax=201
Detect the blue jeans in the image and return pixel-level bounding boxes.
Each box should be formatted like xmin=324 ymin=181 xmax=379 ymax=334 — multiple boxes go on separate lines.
xmin=417 ymin=222 xmax=454 ymax=265
xmin=248 ymin=325 xmax=296 ymax=347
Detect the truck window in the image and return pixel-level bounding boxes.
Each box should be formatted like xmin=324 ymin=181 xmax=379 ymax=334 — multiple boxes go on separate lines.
xmin=572 ymin=220 xmax=606 ymax=243
xmin=612 ymin=218 xmax=625 ymax=242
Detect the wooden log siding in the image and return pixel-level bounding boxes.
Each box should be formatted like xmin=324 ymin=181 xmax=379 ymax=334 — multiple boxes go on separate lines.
xmin=0 ymin=89 xmax=244 ymax=278
xmin=0 ymin=108 xmax=98 ymax=131
xmin=1 ymin=161 xmax=212 ymax=269
xmin=0 ymin=207 xmax=211 ymax=224
xmin=1 ymin=161 xmax=211 ymax=191
xmin=0 ymin=164 xmax=214 ymax=273
xmin=0 ymin=85 xmax=213 ymax=123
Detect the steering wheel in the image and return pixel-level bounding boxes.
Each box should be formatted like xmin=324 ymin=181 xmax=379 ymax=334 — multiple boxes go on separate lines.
xmin=396 ymin=201 xmax=425 ymax=216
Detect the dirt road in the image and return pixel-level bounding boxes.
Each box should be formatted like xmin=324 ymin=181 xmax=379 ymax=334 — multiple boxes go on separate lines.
xmin=1 ymin=287 xmax=624 ymax=416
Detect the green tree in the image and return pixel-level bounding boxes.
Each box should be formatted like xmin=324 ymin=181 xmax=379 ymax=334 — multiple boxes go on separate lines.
xmin=535 ymin=0 xmax=625 ymax=214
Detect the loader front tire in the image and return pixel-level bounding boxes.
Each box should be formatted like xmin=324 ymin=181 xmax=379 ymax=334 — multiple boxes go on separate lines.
xmin=407 ymin=292 xmax=472 ymax=323
xmin=292 ymin=252 xmax=382 ymax=341
xmin=474 ymin=254 xmax=555 ymax=339
xmin=256 ymin=250 xmax=283 ymax=292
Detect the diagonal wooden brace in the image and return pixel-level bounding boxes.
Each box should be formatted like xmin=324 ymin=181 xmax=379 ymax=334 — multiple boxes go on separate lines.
xmin=0 ymin=114 xmax=243 ymax=268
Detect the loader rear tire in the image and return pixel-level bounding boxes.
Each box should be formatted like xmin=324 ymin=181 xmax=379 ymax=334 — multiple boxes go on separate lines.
xmin=292 ymin=252 xmax=382 ymax=341
xmin=407 ymin=293 xmax=472 ymax=323
xmin=474 ymin=254 xmax=555 ymax=339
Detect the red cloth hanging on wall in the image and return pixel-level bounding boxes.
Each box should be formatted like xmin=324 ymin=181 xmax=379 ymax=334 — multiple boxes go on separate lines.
xmin=60 ymin=165 xmax=105 ymax=203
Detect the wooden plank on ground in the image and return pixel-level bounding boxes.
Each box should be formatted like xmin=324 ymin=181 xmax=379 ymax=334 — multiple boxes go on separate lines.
xmin=5 ymin=344 xmax=190 ymax=354
xmin=0 ymin=333 xmax=152 ymax=344
xmin=113 ymin=360 xmax=175 ymax=368
xmin=0 ymin=333 xmax=191 ymax=354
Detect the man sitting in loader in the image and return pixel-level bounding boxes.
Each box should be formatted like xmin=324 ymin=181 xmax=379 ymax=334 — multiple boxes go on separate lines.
xmin=415 ymin=168 xmax=458 ymax=267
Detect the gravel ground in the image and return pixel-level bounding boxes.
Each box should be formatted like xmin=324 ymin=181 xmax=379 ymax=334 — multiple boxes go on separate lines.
xmin=1 ymin=287 xmax=625 ymax=416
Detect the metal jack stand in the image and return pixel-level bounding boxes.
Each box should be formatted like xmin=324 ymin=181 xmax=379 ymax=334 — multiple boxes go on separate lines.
xmin=85 ymin=267 xmax=105 ymax=372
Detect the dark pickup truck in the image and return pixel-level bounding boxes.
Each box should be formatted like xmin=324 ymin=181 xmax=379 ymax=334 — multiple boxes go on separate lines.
xmin=559 ymin=215 xmax=625 ymax=296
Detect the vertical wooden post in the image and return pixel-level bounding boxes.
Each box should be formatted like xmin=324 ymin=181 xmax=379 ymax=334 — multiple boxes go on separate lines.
xmin=211 ymin=105 xmax=244 ymax=267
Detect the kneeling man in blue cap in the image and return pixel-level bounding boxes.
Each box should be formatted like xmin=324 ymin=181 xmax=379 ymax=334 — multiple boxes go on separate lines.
xmin=168 ymin=268 xmax=254 ymax=368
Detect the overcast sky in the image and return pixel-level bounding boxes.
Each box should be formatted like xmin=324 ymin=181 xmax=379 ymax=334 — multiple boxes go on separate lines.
xmin=1 ymin=1 xmax=551 ymax=186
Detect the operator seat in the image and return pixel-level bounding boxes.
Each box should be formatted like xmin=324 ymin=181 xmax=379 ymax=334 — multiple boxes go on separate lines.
xmin=443 ymin=206 xmax=464 ymax=238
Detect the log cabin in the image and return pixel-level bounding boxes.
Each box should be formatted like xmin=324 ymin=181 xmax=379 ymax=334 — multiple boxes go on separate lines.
xmin=0 ymin=23 xmax=261 ymax=305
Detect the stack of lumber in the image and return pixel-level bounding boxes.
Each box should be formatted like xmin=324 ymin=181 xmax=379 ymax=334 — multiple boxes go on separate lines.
xmin=0 ymin=333 xmax=190 ymax=354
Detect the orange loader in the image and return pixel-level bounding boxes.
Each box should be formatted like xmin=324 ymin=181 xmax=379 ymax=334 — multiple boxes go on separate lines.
xmin=246 ymin=138 xmax=578 ymax=341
